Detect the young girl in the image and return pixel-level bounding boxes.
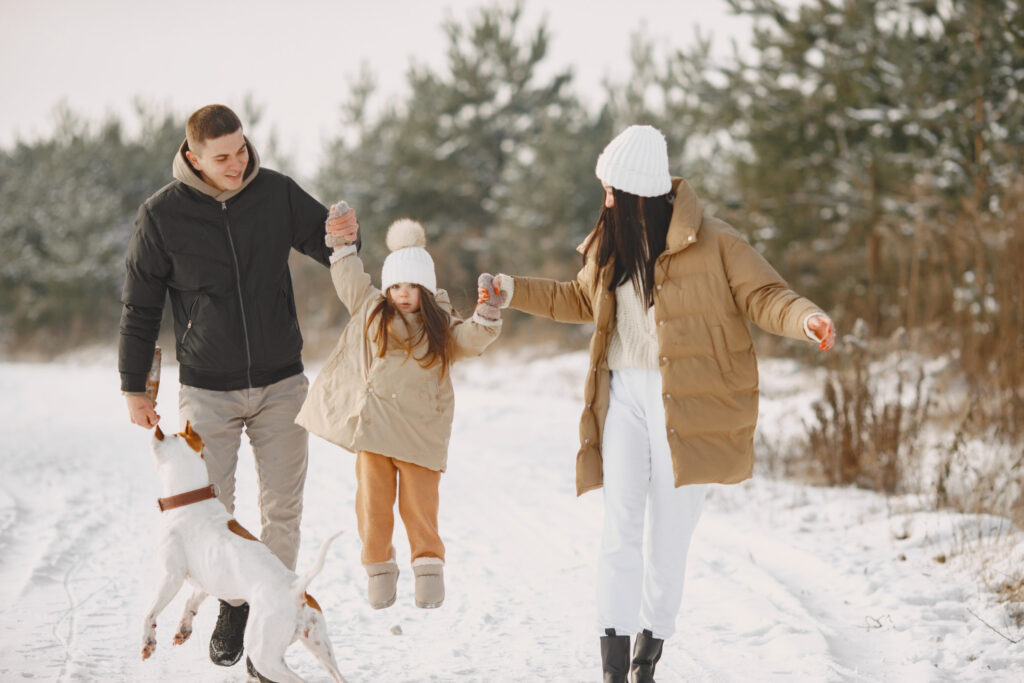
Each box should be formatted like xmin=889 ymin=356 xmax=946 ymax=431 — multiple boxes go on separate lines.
xmin=490 ymin=125 xmax=835 ymax=681
xmin=296 ymin=217 xmax=504 ymax=610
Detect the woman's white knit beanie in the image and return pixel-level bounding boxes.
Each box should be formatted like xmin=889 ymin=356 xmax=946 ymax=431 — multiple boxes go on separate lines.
xmin=595 ymin=125 xmax=672 ymax=197
xmin=381 ymin=219 xmax=437 ymax=294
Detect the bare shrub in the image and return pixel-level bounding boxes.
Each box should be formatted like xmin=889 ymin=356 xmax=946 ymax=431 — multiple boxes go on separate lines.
xmin=934 ymin=397 xmax=1024 ymax=529
xmin=804 ymin=321 xmax=931 ymax=493
xmin=1001 ymin=575 xmax=1024 ymax=629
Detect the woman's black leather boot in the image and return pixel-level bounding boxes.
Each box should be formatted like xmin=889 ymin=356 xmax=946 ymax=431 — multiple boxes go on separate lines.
xmin=629 ymin=629 xmax=664 ymax=682
xmin=601 ymin=628 xmax=630 ymax=683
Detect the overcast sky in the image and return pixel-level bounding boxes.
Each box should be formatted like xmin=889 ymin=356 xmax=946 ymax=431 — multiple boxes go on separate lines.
xmin=0 ymin=0 xmax=757 ymax=176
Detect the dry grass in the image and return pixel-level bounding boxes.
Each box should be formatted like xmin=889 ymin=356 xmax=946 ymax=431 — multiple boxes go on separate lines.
xmin=804 ymin=325 xmax=931 ymax=494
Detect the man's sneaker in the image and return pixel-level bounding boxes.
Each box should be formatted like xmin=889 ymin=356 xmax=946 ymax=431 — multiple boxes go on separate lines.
xmin=209 ymin=600 xmax=248 ymax=666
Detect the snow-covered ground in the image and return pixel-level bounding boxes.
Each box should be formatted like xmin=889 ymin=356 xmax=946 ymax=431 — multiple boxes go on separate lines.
xmin=1 ymin=350 xmax=1022 ymax=682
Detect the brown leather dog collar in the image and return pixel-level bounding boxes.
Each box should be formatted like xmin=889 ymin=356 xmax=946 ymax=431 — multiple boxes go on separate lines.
xmin=157 ymin=484 xmax=217 ymax=512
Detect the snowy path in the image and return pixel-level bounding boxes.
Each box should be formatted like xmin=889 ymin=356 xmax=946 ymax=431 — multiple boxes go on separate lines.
xmin=1 ymin=353 xmax=1022 ymax=682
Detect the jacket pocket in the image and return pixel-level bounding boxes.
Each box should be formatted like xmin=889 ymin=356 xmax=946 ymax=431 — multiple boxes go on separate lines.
xmin=180 ymin=296 xmax=201 ymax=346
xmin=710 ymin=326 xmax=733 ymax=375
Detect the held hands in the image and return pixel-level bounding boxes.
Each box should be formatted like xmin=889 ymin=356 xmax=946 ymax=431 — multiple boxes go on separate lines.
xmin=475 ymin=273 xmax=506 ymax=322
xmin=126 ymin=394 xmax=160 ymax=429
xmin=325 ymin=201 xmax=359 ymax=248
xmin=807 ymin=314 xmax=836 ymax=351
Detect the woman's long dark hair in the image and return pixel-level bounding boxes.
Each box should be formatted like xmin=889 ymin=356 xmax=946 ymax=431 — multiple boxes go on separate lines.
xmin=584 ymin=188 xmax=674 ymax=307
xmin=366 ymin=285 xmax=454 ymax=377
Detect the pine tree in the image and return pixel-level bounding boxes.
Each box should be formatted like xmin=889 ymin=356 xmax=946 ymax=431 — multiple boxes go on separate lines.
xmin=0 ymin=104 xmax=182 ymax=352
xmin=315 ymin=3 xmax=607 ymax=309
xmin=608 ymin=0 xmax=1024 ymax=334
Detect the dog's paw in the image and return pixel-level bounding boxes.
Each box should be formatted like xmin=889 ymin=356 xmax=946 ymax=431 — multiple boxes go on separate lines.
xmin=173 ymin=625 xmax=191 ymax=645
xmin=141 ymin=638 xmax=156 ymax=660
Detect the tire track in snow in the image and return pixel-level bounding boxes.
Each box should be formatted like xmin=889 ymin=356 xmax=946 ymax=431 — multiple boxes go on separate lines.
xmin=681 ymin=495 xmax=933 ymax=682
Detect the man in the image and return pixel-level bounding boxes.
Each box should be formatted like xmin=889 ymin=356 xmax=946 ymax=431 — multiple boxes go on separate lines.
xmin=119 ymin=104 xmax=357 ymax=670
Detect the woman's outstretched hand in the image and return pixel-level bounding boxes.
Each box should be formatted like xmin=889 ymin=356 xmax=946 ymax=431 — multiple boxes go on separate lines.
xmin=807 ymin=314 xmax=836 ymax=351
xmin=475 ymin=273 xmax=506 ymax=322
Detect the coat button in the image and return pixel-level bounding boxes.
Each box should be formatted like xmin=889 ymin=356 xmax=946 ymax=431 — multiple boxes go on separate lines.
xmin=367 ymin=386 xmax=374 ymax=393
xmin=391 ymin=393 xmax=397 ymax=398
xmin=658 ymin=320 xmax=665 ymax=326
xmin=688 ymin=235 xmax=695 ymax=242
xmin=584 ymin=438 xmax=590 ymax=444
xmin=661 ymin=356 xmax=668 ymax=363
xmin=669 ymin=428 xmax=675 ymax=434
xmin=656 ymin=285 xmax=663 ymax=291
xmin=664 ymin=393 xmax=671 ymax=399
xmin=587 ymin=402 xmax=592 ymax=408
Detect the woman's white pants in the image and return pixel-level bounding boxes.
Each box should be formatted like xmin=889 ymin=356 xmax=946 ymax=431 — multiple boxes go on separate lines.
xmin=596 ymin=368 xmax=708 ymax=641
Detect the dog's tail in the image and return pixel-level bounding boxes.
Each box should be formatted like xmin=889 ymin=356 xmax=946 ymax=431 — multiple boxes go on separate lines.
xmin=292 ymin=530 xmax=342 ymax=596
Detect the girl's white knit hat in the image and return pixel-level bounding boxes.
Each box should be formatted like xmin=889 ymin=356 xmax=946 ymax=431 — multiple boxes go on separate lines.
xmin=595 ymin=125 xmax=672 ymax=197
xmin=381 ymin=219 xmax=437 ymax=294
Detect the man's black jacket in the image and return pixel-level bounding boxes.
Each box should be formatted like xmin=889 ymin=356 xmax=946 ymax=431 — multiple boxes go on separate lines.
xmin=119 ymin=169 xmax=334 ymax=392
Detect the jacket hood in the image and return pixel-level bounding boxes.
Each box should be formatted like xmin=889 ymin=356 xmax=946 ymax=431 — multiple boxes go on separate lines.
xmin=576 ymin=177 xmax=703 ymax=255
xmin=172 ymin=136 xmax=261 ymax=201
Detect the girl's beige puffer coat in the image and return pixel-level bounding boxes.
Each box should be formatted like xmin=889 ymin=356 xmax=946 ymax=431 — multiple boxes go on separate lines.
xmin=296 ymin=252 xmax=499 ymax=471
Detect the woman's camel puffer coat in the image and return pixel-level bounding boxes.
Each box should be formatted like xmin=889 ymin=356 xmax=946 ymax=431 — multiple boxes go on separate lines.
xmin=508 ymin=179 xmax=824 ymax=495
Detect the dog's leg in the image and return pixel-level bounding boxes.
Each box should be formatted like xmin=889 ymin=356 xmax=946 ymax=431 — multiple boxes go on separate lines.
xmin=297 ymin=603 xmax=346 ymax=683
xmin=173 ymin=586 xmax=207 ymax=645
xmin=141 ymin=569 xmax=185 ymax=660
xmin=247 ymin=649 xmax=305 ymax=683
xmin=246 ymin=613 xmax=306 ymax=683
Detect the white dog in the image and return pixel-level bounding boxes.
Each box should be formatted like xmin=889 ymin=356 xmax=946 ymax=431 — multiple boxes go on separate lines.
xmin=140 ymin=422 xmax=345 ymax=683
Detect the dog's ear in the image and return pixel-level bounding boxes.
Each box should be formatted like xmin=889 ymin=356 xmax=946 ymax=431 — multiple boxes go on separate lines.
xmin=154 ymin=425 xmax=164 ymax=441
xmin=182 ymin=421 xmax=204 ymax=454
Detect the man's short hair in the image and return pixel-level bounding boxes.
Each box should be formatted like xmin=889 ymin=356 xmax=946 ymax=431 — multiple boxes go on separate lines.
xmin=186 ymin=105 xmax=243 ymax=150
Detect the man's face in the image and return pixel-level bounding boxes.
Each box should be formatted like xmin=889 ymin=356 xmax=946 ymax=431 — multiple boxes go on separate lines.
xmin=185 ymin=129 xmax=249 ymax=192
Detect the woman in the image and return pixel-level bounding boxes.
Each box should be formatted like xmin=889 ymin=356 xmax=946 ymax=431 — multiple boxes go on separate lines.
xmin=491 ymin=125 xmax=835 ymax=682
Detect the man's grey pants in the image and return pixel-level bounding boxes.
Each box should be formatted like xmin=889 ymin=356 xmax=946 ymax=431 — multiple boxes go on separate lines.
xmin=179 ymin=373 xmax=309 ymax=570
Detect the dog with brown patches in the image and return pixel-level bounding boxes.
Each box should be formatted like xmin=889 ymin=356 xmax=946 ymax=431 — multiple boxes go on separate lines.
xmin=141 ymin=422 xmax=345 ymax=682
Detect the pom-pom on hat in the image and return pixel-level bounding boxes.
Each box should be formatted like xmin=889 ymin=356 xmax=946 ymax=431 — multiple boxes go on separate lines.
xmin=595 ymin=125 xmax=672 ymax=197
xmin=381 ymin=218 xmax=437 ymax=294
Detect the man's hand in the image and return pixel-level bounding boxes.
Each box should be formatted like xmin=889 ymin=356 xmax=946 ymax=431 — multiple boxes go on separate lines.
xmin=126 ymin=394 xmax=160 ymax=429
xmin=807 ymin=314 xmax=836 ymax=351
xmin=326 ymin=204 xmax=359 ymax=246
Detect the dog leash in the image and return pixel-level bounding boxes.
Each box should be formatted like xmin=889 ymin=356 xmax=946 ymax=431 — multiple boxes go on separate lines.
xmin=157 ymin=484 xmax=218 ymax=512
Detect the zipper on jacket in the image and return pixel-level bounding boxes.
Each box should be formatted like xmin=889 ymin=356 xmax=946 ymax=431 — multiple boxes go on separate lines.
xmin=180 ymin=296 xmax=200 ymax=344
xmin=222 ymin=201 xmax=254 ymax=388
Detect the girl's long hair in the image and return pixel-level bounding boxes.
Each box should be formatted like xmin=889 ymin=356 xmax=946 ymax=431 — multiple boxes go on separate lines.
xmin=366 ymin=285 xmax=454 ymax=377
xmin=584 ymin=188 xmax=674 ymax=307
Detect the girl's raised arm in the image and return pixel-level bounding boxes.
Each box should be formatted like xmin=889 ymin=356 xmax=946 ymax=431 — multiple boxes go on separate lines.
xmin=329 ymin=245 xmax=380 ymax=314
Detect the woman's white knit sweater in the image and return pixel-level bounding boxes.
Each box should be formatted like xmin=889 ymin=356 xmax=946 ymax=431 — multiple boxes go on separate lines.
xmin=607 ymin=282 xmax=660 ymax=370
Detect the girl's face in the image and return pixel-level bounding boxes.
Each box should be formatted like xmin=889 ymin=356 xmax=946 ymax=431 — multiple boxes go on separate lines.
xmin=389 ymin=283 xmax=421 ymax=313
